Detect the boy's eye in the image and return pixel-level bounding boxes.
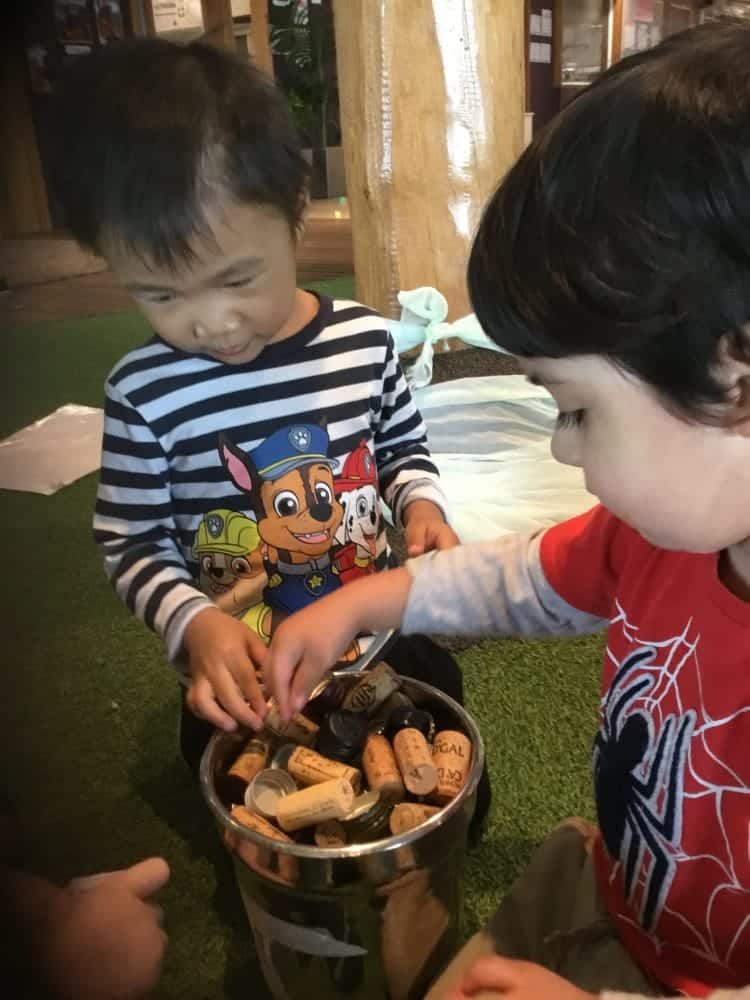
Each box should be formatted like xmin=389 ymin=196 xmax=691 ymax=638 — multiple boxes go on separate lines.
xmin=224 ymin=276 xmax=253 ymax=288
xmin=142 ymin=292 xmax=176 ymax=304
xmin=556 ymin=409 xmax=585 ymax=429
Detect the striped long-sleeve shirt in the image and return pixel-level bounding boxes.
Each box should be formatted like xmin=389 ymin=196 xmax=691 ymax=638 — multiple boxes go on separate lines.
xmin=94 ymin=294 xmax=447 ymax=663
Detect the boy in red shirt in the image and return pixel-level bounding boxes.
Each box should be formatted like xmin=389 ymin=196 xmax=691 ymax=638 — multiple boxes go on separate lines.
xmin=262 ymin=18 xmax=750 ymax=1000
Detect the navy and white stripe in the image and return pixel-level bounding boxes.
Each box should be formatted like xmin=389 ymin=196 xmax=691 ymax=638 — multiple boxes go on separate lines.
xmin=94 ymin=295 xmax=447 ymax=660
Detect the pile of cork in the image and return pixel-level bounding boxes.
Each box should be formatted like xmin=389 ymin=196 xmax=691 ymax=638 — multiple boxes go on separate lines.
xmin=220 ymin=663 xmax=473 ymax=849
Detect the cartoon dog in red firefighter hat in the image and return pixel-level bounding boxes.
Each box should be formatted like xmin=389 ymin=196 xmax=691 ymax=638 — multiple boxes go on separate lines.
xmin=334 ymin=440 xmax=380 ymax=584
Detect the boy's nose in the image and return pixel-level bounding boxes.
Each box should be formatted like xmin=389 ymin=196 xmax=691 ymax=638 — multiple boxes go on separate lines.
xmin=193 ymin=314 xmax=241 ymax=342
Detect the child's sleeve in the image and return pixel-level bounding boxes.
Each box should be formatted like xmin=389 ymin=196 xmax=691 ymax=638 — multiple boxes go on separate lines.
xmin=402 ymin=505 xmax=625 ymax=637
xmin=373 ymin=332 xmax=449 ymax=527
xmin=94 ymin=382 xmax=211 ymax=662
xmin=603 ymin=991 xmax=750 ymax=1000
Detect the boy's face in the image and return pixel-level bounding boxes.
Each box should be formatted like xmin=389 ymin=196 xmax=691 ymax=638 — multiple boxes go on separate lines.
xmin=104 ymin=201 xmax=312 ymax=365
xmin=521 ymin=355 xmax=750 ymax=554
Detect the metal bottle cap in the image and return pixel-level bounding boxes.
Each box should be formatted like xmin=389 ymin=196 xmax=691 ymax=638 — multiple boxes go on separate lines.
xmin=270 ymin=743 xmax=296 ymax=771
xmin=316 ymin=710 xmax=369 ymax=764
xmin=245 ymin=768 xmax=297 ymax=819
xmin=341 ymin=790 xmax=392 ymax=842
xmin=384 ymin=706 xmax=436 ymax=743
xmin=303 ymin=676 xmax=348 ymax=724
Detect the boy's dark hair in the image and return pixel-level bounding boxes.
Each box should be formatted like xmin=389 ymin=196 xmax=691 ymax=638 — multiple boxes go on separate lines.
xmin=52 ymin=38 xmax=310 ymax=268
xmin=469 ymin=19 xmax=750 ymax=421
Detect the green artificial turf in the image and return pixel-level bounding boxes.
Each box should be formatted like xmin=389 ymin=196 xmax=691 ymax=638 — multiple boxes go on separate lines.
xmin=2 ymin=282 xmax=603 ymax=997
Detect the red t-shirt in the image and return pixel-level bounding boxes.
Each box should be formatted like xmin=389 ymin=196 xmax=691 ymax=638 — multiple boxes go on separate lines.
xmin=540 ymin=506 xmax=750 ymax=996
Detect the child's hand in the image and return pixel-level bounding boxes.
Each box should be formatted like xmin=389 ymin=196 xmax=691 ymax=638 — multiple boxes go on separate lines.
xmin=403 ymin=499 xmax=459 ymax=556
xmin=263 ymin=597 xmax=358 ymax=720
xmin=47 ymin=858 xmax=170 ymax=1000
xmin=183 ymin=606 xmax=268 ymax=731
xmin=264 ymin=567 xmax=414 ymax=719
xmin=448 ymin=957 xmax=597 ymax=1000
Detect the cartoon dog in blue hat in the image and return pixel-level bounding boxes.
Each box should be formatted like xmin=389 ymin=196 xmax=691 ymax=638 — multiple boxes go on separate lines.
xmin=219 ymin=424 xmax=346 ymax=634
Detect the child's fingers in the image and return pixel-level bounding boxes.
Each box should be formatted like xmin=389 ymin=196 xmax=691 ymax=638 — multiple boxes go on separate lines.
xmin=263 ymin=634 xmax=304 ymax=720
xmin=434 ymin=523 xmax=460 ymax=550
xmin=290 ymin=654 xmax=327 ymax=715
xmin=406 ymin=520 xmax=429 ymax=557
xmin=215 ymin=665 xmax=266 ymax=730
xmin=459 ymin=956 xmax=521 ymax=995
xmin=119 ymin=858 xmax=171 ymax=900
xmin=245 ymin=629 xmax=269 ymax=670
xmin=186 ymin=676 xmax=237 ymax=732
xmin=242 ymin=633 xmax=271 ymax=717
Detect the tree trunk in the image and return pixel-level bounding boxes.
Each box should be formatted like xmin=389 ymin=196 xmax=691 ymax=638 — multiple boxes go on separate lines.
xmin=333 ymin=0 xmax=525 ymax=320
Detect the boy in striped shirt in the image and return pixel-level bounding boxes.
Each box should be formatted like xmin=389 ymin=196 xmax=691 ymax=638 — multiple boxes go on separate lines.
xmin=52 ymin=37 xmax=462 ymax=765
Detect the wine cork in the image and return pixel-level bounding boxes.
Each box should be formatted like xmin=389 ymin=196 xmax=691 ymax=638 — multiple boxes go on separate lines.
xmin=228 ymin=735 xmax=271 ymax=784
xmin=314 ymin=819 xmax=348 ymax=848
xmin=393 ymin=728 xmax=438 ymax=796
xmin=230 ymin=805 xmax=294 ymax=843
xmin=265 ymin=702 xmax=319 ymax=746
xmin=389 ymin=803 xmax=441 ymax=836
xmin=229 ymin=806 xmax=298 ymax=886
xmin=276 ymin=778 xmax=355 ymax=833
xmin=287 ymin=747 xmax=361 ymax=793
xmin=362 ymin=734 xmax=405 ymax=802
xmin=343 ymin=662 xmax=401 ymax=714
xmin=431 ymin=730 xmax=473 ymax=804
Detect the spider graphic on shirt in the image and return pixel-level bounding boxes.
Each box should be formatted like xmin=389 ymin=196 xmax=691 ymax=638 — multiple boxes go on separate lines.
xmin=594 ymin=645 xmax=696 ymax=931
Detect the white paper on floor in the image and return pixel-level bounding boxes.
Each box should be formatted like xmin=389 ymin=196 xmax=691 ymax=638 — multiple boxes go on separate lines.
xmin=0 ymin=404 xmax=104 ymax=495
xmin=414 ymin=374 xmax=595 ymax=542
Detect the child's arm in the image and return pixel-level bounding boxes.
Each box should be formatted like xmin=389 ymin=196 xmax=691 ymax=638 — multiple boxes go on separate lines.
xmin=264 ymin=566 xmax=413 ymax=717
xmin=95 ymin=383 xmax=266 ymax=731
xmin=264 ymin=529 xmax=606 ymax=718
xmin=2 ymin=858 xmax=169 ymax=999
xmin=373 ymin=332 xmax=458 ymax=554
xmin=444 ymin=955 xmax=750 ymax=1000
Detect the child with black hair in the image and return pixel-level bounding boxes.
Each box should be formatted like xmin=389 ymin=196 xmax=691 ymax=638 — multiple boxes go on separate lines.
xmin=52 ymin=40 xmax=480 ymax=789
xmin=264 ymin=19 xmax=750 ymax=1000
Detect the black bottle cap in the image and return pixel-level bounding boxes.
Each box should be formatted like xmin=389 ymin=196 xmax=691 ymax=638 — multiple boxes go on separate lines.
xmin=384 ymin=706 xmax=436 ymax=743
xmin=316 ymin=710 xmax=369 ymax=764
xmin=303 ymin=676 xmax=347 ymax=725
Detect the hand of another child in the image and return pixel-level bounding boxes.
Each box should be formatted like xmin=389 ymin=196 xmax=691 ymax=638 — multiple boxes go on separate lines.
xmin=184 ymin=606 xmax=268 ymax=731
xmin=403 ymin=499 xmax=460 ymax=556
xmin=448 ymin=957 xmax=597 ymax=1000
xmin=47 ymin=857 xmax=170 ymax=1000
xmin=263 ymin=594 xmax=361 ymax=720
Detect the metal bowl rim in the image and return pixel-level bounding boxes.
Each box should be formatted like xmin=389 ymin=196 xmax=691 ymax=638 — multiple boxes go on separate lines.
xmin=200 ymin=673 xmax=485 ymax=860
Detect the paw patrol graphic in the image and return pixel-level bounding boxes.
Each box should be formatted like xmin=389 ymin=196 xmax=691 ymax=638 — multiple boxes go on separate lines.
xmin=219 ymin=424 xmax=346 ymax=633
xmin=334 ymin=441 xmax=380 ymax=584
xmin=193 ymin=509 xmax=271 ymax=638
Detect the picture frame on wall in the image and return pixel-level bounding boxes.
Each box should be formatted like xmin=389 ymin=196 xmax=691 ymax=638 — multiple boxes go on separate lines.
xmin=55 ymin=0 xmax=95 ymax=44
xmin=94 ymin=0 xmax=125 ymax=44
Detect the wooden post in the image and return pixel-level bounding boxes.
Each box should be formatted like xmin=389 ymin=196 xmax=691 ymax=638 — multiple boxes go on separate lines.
xmin=201 ymin=0 xmax=235 ymax=50
xmin=332 ymin=1 xmax=525 ymax=320
xmin=127 ymin=0 xmax=155 ymax=36
xmin=0 ymin=35 xmax=52 ymax=235
xmin=249 ymin=0 xmax=274 ymax=77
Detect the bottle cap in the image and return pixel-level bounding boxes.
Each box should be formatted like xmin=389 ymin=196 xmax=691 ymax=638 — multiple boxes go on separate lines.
xmin=316 ymin=709 xmax=369 ymax=764
xmin=367 ymin=690 xmax=415 ymax=734
xmin=384 ymin=706 xmax=435 ymax=743
xmin=245 ymin=768 xmax=298 ymax=819
xmin=304 ymin=676 xmax=348 ymax=724
xmin=270 ymin=743 xmax=296 ymax=771
xmin=341 ymin=790 xmax=392 ymax=841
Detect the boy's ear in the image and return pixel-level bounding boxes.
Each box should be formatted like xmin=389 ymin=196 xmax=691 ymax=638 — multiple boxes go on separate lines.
xmin=219 ymin=434 xmax=257 ymax=493
xmin=716 ymin=329 xmax=750 ymax=435
xmin=295 ymin=186 xmax=310 ymax=241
